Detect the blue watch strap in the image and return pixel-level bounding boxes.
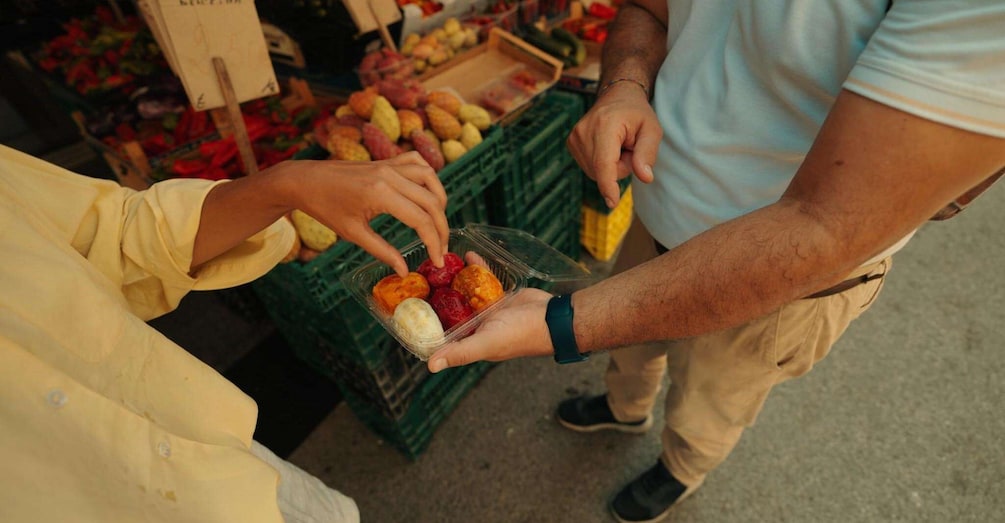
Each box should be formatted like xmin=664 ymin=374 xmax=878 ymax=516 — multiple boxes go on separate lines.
xmin=546 ymin=294 xmax=588 ymax=364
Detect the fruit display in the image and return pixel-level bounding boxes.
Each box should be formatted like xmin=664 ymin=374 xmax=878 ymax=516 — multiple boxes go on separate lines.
xmin=396 ymin=0 xmax=445 ymax=17
xmin=372 ymin=272 xmax=432 ymax=314
xmin=559 ymin=13 xmax=613 ymax=43
xmin=290 ymin=210 xmax=338 ymax=252
xmin=357 ymin=48 xmax=414 ymax=87
xmin=370 ymin=252 xmax=505 ymax=333
xmin=478 ymin=70 xmax=552 ymax=117
xmin=399 ymin=17 xmax=480 ymax=75
xmin=312 ymin=79 xmax=493 ymax=172
xmin=391 ymin=298 xmax=445 ymax=355
xmin=450 ymin=264 xmax=505 ymax=312
xmin=464 ymin=1 xmax=518 ymax=40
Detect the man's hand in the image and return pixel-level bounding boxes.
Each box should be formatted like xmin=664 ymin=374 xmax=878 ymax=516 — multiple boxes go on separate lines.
xmin=427 ymin=287 xmax=555 ymax=373
xmin=565 ymin=0 xmax=668 ymax=209
xmin=567 ymin=83 xmax=661 ymax=208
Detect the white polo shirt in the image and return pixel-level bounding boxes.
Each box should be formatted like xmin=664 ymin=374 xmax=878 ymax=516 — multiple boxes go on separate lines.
xmin=635 ymin=0 xmax=1005 ymax=260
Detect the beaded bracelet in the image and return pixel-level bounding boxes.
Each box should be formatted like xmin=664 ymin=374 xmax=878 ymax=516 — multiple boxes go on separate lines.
xmin=596 ymin=77 xmax=650 ymax=99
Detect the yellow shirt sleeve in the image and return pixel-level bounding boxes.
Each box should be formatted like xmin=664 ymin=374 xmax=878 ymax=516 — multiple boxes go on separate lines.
xmin=0 ymin=145 xmax=295 ymax=320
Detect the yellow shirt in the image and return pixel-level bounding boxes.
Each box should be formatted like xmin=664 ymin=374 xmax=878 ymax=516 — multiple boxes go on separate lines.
xmin=0 ymin=145 xmax=297 ymax=522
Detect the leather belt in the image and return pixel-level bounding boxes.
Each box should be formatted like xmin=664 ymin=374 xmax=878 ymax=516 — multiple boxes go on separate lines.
xmin=653 ymin=240 xmax=884 ymax=300
xmin=801 ymin=272 xmax=884 ymax=300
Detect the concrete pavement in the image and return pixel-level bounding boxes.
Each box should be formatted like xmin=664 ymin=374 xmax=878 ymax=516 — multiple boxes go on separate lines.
xmin=289 ymin=184 xmax=1005 ymax=523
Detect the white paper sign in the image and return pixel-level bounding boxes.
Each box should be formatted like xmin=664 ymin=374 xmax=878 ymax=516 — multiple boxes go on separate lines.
xmin=138 ymin=0 xmax=279 ymax=111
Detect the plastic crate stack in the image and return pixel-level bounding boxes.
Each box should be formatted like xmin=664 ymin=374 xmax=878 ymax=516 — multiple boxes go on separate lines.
xmin=488 ymin=90 xmax=586 ymax=261
xmin=251 ymin=126 xmax=508 ymax=458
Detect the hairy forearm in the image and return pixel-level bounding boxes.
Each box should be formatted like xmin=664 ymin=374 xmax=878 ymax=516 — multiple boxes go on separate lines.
xmin=191 ymin=164 xmax=298 ymax=269
xmin=600 ymin=0 xmax=669 ymax=93
xmin=572 ymin=200 xmax=855 ymax=351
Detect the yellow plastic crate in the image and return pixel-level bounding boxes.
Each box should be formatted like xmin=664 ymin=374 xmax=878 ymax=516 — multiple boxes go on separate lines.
xmin=580 ymin=186 xmax=633 ymax=261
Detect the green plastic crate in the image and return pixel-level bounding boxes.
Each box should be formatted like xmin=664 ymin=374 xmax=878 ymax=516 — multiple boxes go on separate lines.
xmin=504 ymin=90 xmax=584 ymax=185
xmin=318 ymin=336 xmax=429 ymax=420
xmin=582 ymin=174 xmax=632 ymax=213
xmin=489 ymin=90 xmax=585 ymax=227
xmin=342 ymin=360 xmax=494 ymax=459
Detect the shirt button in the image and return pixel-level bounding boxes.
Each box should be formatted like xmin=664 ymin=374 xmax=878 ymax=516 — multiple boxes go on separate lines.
xmin=157 ymin=441 xmax=172 ymax=459
xmin=47 ymin=390 xmax=68 ymax=408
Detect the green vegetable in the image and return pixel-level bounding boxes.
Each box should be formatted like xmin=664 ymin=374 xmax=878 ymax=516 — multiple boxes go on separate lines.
xmin=521 ymin=25 xmax=571 ymax=58
xmin=550 ymin=27 xmax=587 ymax=67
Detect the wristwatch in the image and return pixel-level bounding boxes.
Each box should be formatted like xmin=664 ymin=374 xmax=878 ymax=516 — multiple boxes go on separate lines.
xmin=545 ymin=294 xmax=588 ymax=364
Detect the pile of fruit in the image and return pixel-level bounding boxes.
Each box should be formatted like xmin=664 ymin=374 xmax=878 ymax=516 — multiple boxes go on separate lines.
xmin=371 ymin=252 xmax=505 ymax=356
xmin=399 ymin=17 xmax=480 ymax=75
xmin=464 ymin=0 xmax=518 ymax=39
xmin=313 ymin=78 xmax=492 ymax=172
xmin=396 ymin=0 xmax=445 ymax=17
xmin=358 ymin=17 xmax=480 ymax=85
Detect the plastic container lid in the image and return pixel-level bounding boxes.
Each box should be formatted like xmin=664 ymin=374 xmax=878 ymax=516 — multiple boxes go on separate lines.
xmin=341 ymin=224 xmax=591 ymax=360
xmin=462 ymin=224 xmax=590 ymax=282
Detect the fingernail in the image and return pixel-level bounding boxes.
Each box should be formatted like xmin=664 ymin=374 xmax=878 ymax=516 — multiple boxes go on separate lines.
xmin=429 ymin=359 xmax=446 ymax=373
xmin=605 ymin=197 xmax=615 ymax=208
xmin=644 ymin=164 xmax=653 ymax=176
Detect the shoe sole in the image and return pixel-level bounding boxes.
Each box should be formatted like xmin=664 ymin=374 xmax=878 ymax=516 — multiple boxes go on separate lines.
xmin=557 ymin=415 xmax=653 ymax=434
xmin=608 ymin=479 xmax=703 ymax=523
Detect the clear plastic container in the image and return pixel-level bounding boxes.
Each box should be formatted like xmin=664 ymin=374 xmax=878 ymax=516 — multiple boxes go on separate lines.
xmin=343 ymin=224 xmax=591 ymax=360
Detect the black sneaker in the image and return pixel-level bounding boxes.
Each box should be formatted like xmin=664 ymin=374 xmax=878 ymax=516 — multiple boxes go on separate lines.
xmin=610 ymin=460 xmax=700 ymax=523
xmin=556 ymin=394 xmax=653 ymax=433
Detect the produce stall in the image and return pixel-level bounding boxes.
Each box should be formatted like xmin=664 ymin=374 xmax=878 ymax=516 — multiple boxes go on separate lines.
xmin=12 ymin=0 xmax=631 ymax=459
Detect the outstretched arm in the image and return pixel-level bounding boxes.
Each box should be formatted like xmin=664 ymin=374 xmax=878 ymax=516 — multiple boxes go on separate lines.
xmin=428 ymin=90 xmax=1005 ymax=371
xmin=192 ymin=151 xmax=449 ymax=277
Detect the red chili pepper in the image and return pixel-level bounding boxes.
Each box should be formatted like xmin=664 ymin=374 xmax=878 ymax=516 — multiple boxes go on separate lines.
xmin=187 ymin=110 xmax=211 ymax=141
xmin=115 ymin=122 xmax=136 ymax=142
xmin=141 ymin=133 xmax=173 ymax=156
xmin=65 ymin=61 xmax=94 ymax=85
xmin=588 ymin=3 xmax=618 ymax=20
xmin=38 ymin=57 xmax=61 ymax=72
xmin=170 ymin=158 xmax=209 ymax=178
xmin=198 ymin=140 xmax=227 ymax=158
xmin=211 ymin=141 xmax=239 ymax=168
xmin=103 ymin=49 xmax=120 ymax=65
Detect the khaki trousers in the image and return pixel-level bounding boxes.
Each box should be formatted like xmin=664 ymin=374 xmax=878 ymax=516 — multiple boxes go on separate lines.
xmin=604 ymin=216 xmax=890 ymax=487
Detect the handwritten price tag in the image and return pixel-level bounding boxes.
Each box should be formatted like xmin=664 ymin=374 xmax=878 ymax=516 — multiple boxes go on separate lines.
xmin=138 ymin=0 xmax=278 ymax=111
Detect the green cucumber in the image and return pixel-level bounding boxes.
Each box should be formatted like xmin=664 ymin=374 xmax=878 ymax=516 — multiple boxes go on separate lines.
xmin=522 ymin=25 xmax=572 ymax=59
xmin=550 ymin=27 xmax=587 ymax=66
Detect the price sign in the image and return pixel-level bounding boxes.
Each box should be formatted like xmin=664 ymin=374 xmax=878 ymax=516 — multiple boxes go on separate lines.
xmin=137 ymin=0 xmax=279 ymax=111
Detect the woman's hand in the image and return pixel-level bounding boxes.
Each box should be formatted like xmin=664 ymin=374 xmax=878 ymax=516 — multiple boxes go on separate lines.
xmin=280 ymin=151 xmax=449 ymax=276
xmin=567 ymin=82 xmax=661 ymax=208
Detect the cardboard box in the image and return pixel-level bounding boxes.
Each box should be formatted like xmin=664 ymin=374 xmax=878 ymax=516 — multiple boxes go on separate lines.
xmin=420 ymin=28 xmax=563 ymax=123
